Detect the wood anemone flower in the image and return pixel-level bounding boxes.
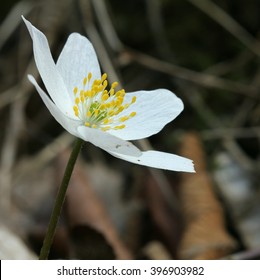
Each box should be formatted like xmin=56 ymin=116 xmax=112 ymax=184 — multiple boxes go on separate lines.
xmin=22 ymin=16 xmax=194 ymax=173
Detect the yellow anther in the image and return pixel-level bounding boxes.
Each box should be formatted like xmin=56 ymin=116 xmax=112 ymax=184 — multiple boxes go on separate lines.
xmin=118 ymin=106 xmax=124 ymax=112
xmin=103 ymin=119 xmax=109 ymax=124
xmin=85 ymin=90 xmax=91 ymax=97
xmin=131 ymin=96 xmax=137 ymax=104
xmin=88 ymin=72 xmax=92 ymax=81
xmin=120 ymin=116 xmax=129 ymax=122
xmin=114 ymin=124 xmax=125 ymax=130
xmin=101 ymin=126 xmax=111 ymax=131
xmin=80 ymin=96 xmax=84 ymax=102
xmin=102 ymin=93 xmax=109 ymax=102
xmin=130 ymin=112 xmax=136 ymax=117
xmin=111 ymin=81 xmax=118 ymax=89
xmin=102 ymin=80 xmax=108 ymax=89
xmin=117 ymin=96 xmax=124 ymax=105
xmin=90 ymin=90 xmax=95 ymax=97
xmin=75 ymin=97 xmax=80 ymax=105
xmin=73 ymin=105 xmax=79 ymax=117
xmin=94 ymin=109 xmax=99 ymax=116
xmin=83 ymin=77 xmax=87 ymax=86
xmin=101 ymin=73 xmax=107 ymax=81
xmin=93 ymin=79 xmax=101 ymax=86
xmin=98 ymin=86 xmax=104 ymax=92
xmin=116 ymin=100 xmax=122 ymax=107
xmin=110 ymin=89 xmax=115 ymax=95
xmin=99 ymin=104 xmax=106 ymax=110
xmin=92 ymin=124 xmax=97 ymax=128
xmin=87 ymin=111 xmax=92 ymax=117
xmin=108 ymin=110 xmax=115 ymax=116
xmin=85 ymin=122 xmax=90 ymax=127
xmin=116 ymin=90 xmax=125 ymax=97
xmin=73 ymin=87 xmax=78 ymax=95
xmin=92 ymin=85 xmax=99 ymax=93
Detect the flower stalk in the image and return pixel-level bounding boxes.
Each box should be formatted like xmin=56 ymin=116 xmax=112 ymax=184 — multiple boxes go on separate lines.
xmin=39 ymin=138 xmax=84 ymax=260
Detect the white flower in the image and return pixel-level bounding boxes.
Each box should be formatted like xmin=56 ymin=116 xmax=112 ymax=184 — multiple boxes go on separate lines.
xmin=22 ymin=16 xmax=194 ymax=172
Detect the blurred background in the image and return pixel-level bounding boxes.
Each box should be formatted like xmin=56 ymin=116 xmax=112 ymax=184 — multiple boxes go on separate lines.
xmin=0 ymin=0 xmax=259 ymax=259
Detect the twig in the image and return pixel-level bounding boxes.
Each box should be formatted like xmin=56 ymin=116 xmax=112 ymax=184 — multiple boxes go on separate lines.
xmin=0 ymin=92 xmax=27 ymax=211
xmin=122 ymin=49 xmax=258 ymax=98
xmin=0 ymin=1 xmax=32 ymax=51
xmin=145 ymin=0 xmax=174 ymax=60
xmin=204 ymin=50 xmax=254 ymax=76
xmin=187 ymin=0 xmax=260 ymax=58
xmin=13 ymin=132 xmax=74 ymax=185
xmin=201 ymin=127 xmax=260 ymax=140
xmin=91 ymin=0 xmax=123 ymax=52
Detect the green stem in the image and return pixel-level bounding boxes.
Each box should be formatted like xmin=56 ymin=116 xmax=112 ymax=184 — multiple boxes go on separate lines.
xmin=39 ymin=138 xmax=84 ymax=260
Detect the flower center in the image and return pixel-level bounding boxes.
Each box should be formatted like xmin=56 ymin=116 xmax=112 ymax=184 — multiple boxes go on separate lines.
xmin=72 ymin=73 xmax=136 ymax=131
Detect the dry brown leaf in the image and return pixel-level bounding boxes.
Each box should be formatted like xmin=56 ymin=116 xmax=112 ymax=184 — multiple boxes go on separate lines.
xmin=178 ymin=132 xmax=237 ymax=259
xmin=56 ymin=149 xmax=133 ymax=260
xmin=144 ymin=175 xmax=180 ymax=259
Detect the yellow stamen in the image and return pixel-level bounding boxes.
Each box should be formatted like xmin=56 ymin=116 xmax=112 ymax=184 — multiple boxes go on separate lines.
xmin=75 ymin=97 xmax=80 ymax=105
xmin=101 ymin=126 xmax=111 ymax=131
xmin=101 ymin=73 xmax=107 ymax=81
xmin=114 ymin=124 xmax=125 ymax=130
xmin=111 ymin=81 xmax=118 ymax=89
xmin=131 ymin=96 xmax=136 ymax=104
xmin=130 ymin=112 xmax=136 ymax=117
xmin=73 ymin=87 xmax=78 ymax=95
xmin=99 ymin=104 xmax=106 ymax=110
xmin=102 ymin=93 xmax=109 ymax=102
xmin=102 ymin=80 xmax=108 ymax=89
xmin=72 ymin=72 xmax=137 ymax=132
xmin=108 ymin=110 xmax=115 ymax=116
xmin=73 ymin=105 xmax=79 ymax=117
xmin=120 ymin=116 xmax=129 ymax=122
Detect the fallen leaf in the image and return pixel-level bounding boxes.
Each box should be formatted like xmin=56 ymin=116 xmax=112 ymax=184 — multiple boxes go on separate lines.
xmin=143 ymin=175 xmax=181 ymax=259
xmin=178 ymin=132 xmax=237 ymax=259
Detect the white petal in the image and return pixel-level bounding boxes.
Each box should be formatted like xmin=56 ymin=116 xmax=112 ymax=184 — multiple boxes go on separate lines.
xmin=108 ymin=150 xmax=195 ymax=172
xmin=22 ymin=16 xmax=74 ymax=117
xmin=108 ymin=89 xmax=184 ymax=140
xmin=77 ymin=126 xmax=141 ymax=156
xmin=28 ymin=75 xmax=81 ymax=137
xmin=56 ymin=33 xmax=101 ymax=103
